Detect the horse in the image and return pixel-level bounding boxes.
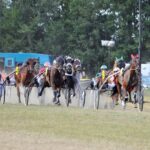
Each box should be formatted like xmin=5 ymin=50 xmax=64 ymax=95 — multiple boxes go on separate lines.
xmin=63 ymin=62 xmax=76 ymax=105
xmin=60 ymin=56 xmax=82 ymax=105
xmin=37 ymin=56 xmax=65 ymax=105
xmin=50 ymin=61 xmax=64 ymax=105
xmin=110 ymin=56 xmax=126 ymax=104
xmin=113 ymin=56 xmax=126 ymax=70
xmin=120 ymin=54 xmax=139 ymax=108
xmin=12 ymin=58 xmax=38 ymax=104
xmin=72 ymin=58 xmax=83 ymax=103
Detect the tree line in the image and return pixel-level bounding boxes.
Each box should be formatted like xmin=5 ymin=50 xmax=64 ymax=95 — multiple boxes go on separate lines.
xmin=0 ymin=0 xmax=149 ymax=75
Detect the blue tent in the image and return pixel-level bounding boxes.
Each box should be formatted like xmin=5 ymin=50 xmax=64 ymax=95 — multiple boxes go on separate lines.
xmin=0 ymin=52 xmax=54 ymax=68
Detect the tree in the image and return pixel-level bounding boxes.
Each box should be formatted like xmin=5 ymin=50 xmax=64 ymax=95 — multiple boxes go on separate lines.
xmin=0 ymin=0 xmax=149 ymax=76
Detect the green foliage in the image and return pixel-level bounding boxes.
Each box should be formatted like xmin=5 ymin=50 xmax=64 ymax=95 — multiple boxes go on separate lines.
xmin=0 ymin=0 xmax=149 ymax=75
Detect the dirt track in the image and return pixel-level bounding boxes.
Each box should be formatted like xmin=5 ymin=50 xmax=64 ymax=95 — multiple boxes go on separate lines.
xmin=0 ymin=131 xmax=100 ymax=150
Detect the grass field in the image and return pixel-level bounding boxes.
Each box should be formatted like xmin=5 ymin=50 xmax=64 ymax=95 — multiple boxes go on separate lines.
xmin=0 ymin=89 xmax=150 ymax=150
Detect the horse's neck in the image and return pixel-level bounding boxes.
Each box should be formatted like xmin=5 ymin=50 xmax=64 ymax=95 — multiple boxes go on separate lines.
xmin=113 ymin=63 xmax=117 ymax=69
xmin=123 ymin=63 xmax=137 ymax=88
xmin=129 ymin=63 xmax=137 ymax=76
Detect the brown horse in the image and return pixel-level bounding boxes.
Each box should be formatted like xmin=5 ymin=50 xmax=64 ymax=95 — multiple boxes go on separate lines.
xmin=50 ymin=63 xmax=64 ymax=104
xmin=120 ymin=54 xmax=139 ymax=108
xmin=37 ymin=59 xmax=64 ymax=105
xmin=110 ymin=57 xmax=126 ymax=104
xmin=107 ymin=54 xmax=139 ymax=108
xmin=14 ymin=58 xmax=38 ymax=104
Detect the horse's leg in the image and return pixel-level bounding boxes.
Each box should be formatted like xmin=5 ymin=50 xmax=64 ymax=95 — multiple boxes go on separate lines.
xmin=56 ymin=88 xmax=61 ymax=105
xmin=52 ymin=90 xmax=60 ymax=105
xmin=38 ymin=84 xmax=45 ymax=96
xmin=34 ymin=77 xmax=39 ymax=87
xmin=73 ymin=86 xmax=76 ymax=97
xmin=68 ymin=88 xmax=71 ymax=103
xmin=57 ymin=88 xmax=61 ymax=98
xmin=111 ymin=93 xmax=119 ymax=108
xmin=116 ymin=84 xmax=121 ymax=104
xmin=53 ymin=90 xmax=57 ymax=103
xmin=128 ymin=91 xmax=132 ymax=102
xmin=132 ymin=87 xmax=138 ymax=108
xmin=121 ymin=87 xmax=128 ymax=109
xmin=110 ymin=85 xmax=119 ymax=106
xmin=0 ymin=85 xmax=2 ymax=101
xmin=16 ymin=85 xmax=21 ymax=103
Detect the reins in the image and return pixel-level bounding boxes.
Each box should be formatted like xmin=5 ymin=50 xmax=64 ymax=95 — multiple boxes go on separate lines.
xmin=98 ymin=70 xmax=121 ymax=93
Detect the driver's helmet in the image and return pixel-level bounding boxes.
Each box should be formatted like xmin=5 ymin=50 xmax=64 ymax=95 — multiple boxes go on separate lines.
xmin=53 ymin=59 xmax=57 ymax=65
xmin=100 ymin=65 xmax=107 ymax=70
xmin=96 ymin=72 xmax=101 ymax=78
xmin=44 ymin=62 xmax=51 ymax=67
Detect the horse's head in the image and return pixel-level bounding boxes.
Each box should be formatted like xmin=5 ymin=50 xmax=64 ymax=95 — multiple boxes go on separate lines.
xmin=65 ymin=56 xmax=74 ymax=64
xmin=26 ymin=58 xmax=38 ymax=72
xmin=65 ymin=63 xmax=73 ymax=75
xmin=55 ymin=56 xmax=65 ymax=70
xmin=73 ymin=58 xmax=81 ymax=72
xmin=130 ymin=54 xmax=139 ymax=69
xmin=114 ymin=56 xmax=125 ymax=69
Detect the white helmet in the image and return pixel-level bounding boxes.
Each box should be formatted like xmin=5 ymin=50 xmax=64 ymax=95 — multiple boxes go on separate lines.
xmin=53 ymin=60 xmax=57 ymax=65
xmin=44 ymin=62 xmax=51 ymax=67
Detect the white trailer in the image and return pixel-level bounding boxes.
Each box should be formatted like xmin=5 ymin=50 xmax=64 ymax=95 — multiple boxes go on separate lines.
xmin=141 ymin=63 xmax=150 ymax=76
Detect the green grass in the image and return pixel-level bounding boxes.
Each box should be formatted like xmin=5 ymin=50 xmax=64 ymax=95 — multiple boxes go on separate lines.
xmin=0 ymin=104 xmax=150 ymax=150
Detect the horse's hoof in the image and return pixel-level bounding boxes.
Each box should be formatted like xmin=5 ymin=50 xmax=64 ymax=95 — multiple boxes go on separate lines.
xmin=57 ymin=102 xmax=61 ymax=106
xmin=121 ymin=101 xmax=126 ymax=109
xmin=125 ymin=98 xmax=128 ymax=103
xmin=115 ymin=101 xmax=119 ymax=105
xmin=54 ymin=100 xmax=61 ymax=105
xmin=38 ymin=93 xmax=42 ymax=97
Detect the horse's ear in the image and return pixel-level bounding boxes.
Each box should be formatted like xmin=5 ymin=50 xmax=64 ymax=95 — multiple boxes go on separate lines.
xmin=120 ymin=56 xmax=123 ymax=60
xmin=115 ymin=57 xmax=118 ymax=61
xmin=131 ymin=54 xmax=134 ymax=59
